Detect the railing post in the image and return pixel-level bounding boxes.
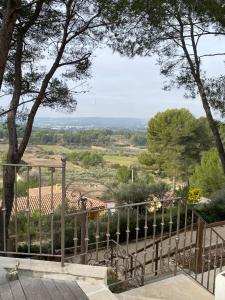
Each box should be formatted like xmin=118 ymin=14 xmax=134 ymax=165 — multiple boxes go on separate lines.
xmin=110 ymin=242 xmax=114 ymax=267
xmin=195 ymin=219 xmax=204 ymax=273
xmin=174 ymin=200 xmax=181 ymax=276
xmin=80 ymin=196 xmax=87 ymax=264
xmin=2 ymin=164 xmax=6 ymax=252
xmin=130 ymin=255 xmax=133 ymax=277
xmin=61 ymin=158 xmax=66 ymax=267
xmin=155 ymin=241 xmax=159 ymax=276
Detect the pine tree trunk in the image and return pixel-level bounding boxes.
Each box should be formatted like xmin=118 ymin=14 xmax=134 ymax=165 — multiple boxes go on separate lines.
xmin=178 ymin=13 xmax=225 ymax=175
xmin=200 ymin=92 xmax=225 ymax=174
xmin=0 ymin=163 xmax=17 ymax=250
xmin=0 ymin=0 xmax=20 ymax=91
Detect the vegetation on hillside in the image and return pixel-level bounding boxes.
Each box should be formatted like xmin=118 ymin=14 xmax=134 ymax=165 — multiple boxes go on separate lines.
xmin=67 ymin=151 xmax=104 ymax=168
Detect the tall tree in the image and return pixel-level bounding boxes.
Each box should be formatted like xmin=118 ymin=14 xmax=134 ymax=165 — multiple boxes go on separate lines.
xmin=139 ymin=109 xmax=213 ymax=183
xmin=104 ymin=0 xmax=225 ymax=173
xmin=0 ymin=0 xmax=21 ymax=92
xmin=0 ymin=0 xmax=108 ymax=248
xmin=193 ymin=0 xmax=225 ymax=28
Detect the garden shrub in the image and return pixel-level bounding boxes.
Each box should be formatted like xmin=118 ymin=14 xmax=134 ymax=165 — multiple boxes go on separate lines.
xmin=188 ymin=187 xmax=203 ymax=204
xmin=190 ymin=148 xmax=225 ymax=195
xmin=195 ymin=188 xmax=225 ymax=223
xmin=67 ymin=151 xmax=104 ymax=168
xmin=113 ymin=181 xmax=169 ymax=204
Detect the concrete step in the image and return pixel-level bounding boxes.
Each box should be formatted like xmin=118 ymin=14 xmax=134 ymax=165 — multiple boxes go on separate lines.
xmin=77 ymin=281 xmax=118 ymax=300
xmin=116 ymin=294 xmax=163 ymax=300
xmin=118 ymin=274 xmax=214 ymax=300
xmin=143 ymin=271 xmax=176 ymax=286
xmin=0 ymin=256 xmax=107 ymax=284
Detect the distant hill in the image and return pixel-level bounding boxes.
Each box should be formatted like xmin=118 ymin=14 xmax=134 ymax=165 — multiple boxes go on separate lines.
xmin=34 ymin=117 xmax=147 ymax=130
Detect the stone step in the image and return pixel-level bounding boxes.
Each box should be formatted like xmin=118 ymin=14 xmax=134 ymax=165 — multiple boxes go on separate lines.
xmin=143 ymin=271 xmax=176 ymax=286
xmin=118 ymin=274 xmax=214 ymax=300
xmin=77 ymin=281 xmax=118 ymax=300
xmin=116 ymin=294 xmax=163 ymax=300
xmin=0 ymin=256 xmax=107 ymax=284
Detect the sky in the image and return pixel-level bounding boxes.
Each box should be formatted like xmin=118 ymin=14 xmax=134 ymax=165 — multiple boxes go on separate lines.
xmin=38 ymin=47 xmax=205 ymax=119
xmin=35 ymin=37 xmax=225 ymax=120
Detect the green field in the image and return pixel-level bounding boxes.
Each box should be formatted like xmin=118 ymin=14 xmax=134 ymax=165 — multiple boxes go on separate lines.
xmin=104 ymin=155 xmax=138 ymax=166
xmin=39 ymin=145 xmax=73 ymax=154
xmin=0 ymin=143 xmax=9 ymax=153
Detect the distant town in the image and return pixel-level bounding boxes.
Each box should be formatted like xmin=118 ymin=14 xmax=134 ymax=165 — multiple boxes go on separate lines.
xmin=34 ymin=117 xmax=147 ymax=130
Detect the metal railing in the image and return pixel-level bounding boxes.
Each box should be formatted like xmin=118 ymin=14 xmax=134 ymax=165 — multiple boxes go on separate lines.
xmin=180 ymin=208 xmax=225 ymax=294
xmin=62 ymin=196 xmax=225 ymax=293
xmin=0 ymin=160 xmax=66 ymax=265
xmin=0 ymin=161 xmax=224 ymax=294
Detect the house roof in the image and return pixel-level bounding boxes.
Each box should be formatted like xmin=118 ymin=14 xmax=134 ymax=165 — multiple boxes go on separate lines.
xmin=12 ymin=185 xmax=106 ymax=215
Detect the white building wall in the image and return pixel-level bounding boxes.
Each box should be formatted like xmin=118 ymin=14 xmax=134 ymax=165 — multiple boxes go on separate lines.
xmin=215 ymin=271 xmax=225 ymax=300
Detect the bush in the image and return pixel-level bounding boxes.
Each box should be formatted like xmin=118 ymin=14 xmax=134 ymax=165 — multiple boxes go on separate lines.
xmin=114 ymin=182 xmax=150 ymax=204
xmin=190 ymin=148 xmax=225 ymax=195
xmin=67 ymin=151 xmax=104 ymax=168
xmin=130 ymin=133 xmax=147 ymax=147
xmin=175 ymin=185 xmax=189 ymax=199
xmin=195 ymin=188 xmax=225 ymax=223
xmin=188 ymin=187 xmax=203 ymax=204
xmin=113 ymin=181 xmax=169 ymax=204
xmin=17 ymin=176 xmax=39 ymax=196
xmin=115 ymin=166 xmax=132 ymax=183
xmin=110 ymin=163 xmax=121 ymax=169
xmin=148 ymin=181 xmax=169 ymax=199
xmin=47 ymin=150 xmax=54 ymax=155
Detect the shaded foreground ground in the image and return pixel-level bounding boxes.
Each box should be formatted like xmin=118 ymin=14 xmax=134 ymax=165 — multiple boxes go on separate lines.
xmin=0 ymin=268 xmax=88 ymax=300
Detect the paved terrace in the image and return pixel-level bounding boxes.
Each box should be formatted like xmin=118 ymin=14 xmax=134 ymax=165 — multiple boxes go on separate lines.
xmin=0 ymin=257 xmax=111 ymax=300
xmin=0 ymin=275 xmax=88 ymax=300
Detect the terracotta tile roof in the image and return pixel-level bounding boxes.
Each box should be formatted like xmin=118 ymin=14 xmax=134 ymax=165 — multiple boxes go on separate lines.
xmin=13 ymin=186 xmax=106 ymax=215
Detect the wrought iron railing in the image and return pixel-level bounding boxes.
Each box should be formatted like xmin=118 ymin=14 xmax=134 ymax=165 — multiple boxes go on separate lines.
xmin=0 ymin=160 xmax=66 ymax=264
xmin=0 ymin=161 xmax=225 ymax=294
xmin=63 ymin=196 xmax=225 ymax=293
xmin=179 ymin=208 xmax=225 ymax=294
